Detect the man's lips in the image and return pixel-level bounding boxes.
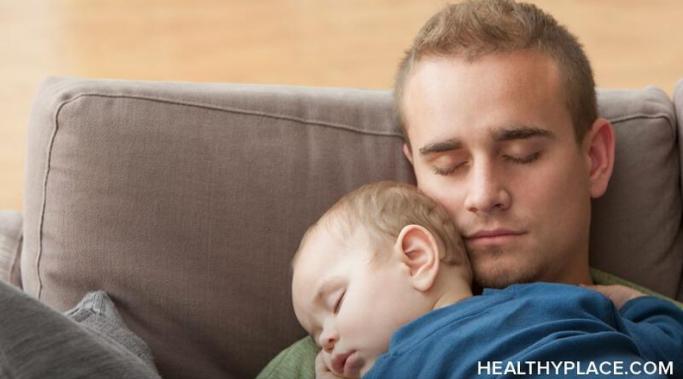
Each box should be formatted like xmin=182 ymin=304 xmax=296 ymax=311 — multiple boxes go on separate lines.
xmin=465 ymin=229 xmax=526 ymax=243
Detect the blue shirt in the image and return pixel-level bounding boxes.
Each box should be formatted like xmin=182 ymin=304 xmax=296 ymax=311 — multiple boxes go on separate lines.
xmin=364 ymin=283 xmax=683 ymax=378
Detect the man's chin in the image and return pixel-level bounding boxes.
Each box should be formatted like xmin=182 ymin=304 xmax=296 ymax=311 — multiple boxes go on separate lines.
xmin=470 ymin=249 xmax=538 ymax=288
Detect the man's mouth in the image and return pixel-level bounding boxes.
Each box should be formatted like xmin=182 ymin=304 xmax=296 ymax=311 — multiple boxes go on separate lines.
xmin=465 ymin=229 xmax=526 ymax=246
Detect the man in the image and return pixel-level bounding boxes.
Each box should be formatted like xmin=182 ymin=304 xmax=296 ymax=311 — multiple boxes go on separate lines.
xmin=258 ymin=0 xmax=620 ymax=378
xmin=395 ymin=0 xmax=614 ymax=290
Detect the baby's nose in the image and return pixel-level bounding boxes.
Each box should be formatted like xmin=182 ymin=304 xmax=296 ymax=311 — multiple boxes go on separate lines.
xmin=319 ymin=327 xmax=338 ymax=352
xmin=322 ymin=335 xmax=336 ymax=352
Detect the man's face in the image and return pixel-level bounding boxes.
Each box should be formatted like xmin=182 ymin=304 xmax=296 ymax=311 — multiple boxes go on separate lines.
xmin=291 ymin=226 xmax=430 ymax=378
xmin=402 ymin=51 xmax=593 ymax=288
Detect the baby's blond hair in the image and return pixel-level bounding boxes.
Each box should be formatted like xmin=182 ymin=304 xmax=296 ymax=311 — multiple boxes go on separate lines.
xmin=294 ymin=181 xmax=471 ymax=283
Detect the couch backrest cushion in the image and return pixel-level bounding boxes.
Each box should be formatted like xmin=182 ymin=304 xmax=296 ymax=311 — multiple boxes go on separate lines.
xmin=22 ymin=77 xmax=682 ymax=378
xmin=591 ymin=87 xmax=682 ymax=298
xmin=22 ymin=77 xmax=414 ymax=379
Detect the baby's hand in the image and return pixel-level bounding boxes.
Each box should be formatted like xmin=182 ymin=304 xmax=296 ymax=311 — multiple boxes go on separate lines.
xmin=315 ymin=350 xmax=346 ymax=379
xmin=582 ymin=284 xmax=645 ymax=310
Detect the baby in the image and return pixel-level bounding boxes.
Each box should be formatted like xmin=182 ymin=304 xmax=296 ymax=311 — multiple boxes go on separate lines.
xmin=291 ymin=181 xmax=683 ymax=378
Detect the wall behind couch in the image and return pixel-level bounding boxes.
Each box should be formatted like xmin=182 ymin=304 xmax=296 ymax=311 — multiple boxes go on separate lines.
xmin=1 ymin=0 xmax=682 ymax=211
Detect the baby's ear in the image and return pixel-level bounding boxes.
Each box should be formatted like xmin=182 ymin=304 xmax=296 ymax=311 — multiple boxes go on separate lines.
xmin=394 ymin=225 xmax=440 ymax=292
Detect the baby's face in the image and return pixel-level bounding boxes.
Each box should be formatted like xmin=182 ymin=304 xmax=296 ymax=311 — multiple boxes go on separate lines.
xmin=292 ymin=227 xmax=430 ymax=378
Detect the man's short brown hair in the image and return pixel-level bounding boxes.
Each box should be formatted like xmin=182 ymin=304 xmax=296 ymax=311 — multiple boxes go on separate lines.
xmin=395 ymin=0 xmax=596 ymax=146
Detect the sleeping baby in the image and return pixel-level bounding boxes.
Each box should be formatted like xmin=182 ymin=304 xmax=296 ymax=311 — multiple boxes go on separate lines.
xmin=291 ymin=181 xmax=683 ymax=378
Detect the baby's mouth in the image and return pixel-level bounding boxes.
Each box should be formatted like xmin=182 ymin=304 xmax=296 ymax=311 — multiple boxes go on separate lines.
xmin=331 ymin=350 xmax=353 ymax=375
xmin=332 ymin=350 xmax=366 ymax=377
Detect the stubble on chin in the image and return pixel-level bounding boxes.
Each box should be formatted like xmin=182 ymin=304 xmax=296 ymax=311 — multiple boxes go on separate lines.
xmin=469 ymin=246 xmax=539 ymax=289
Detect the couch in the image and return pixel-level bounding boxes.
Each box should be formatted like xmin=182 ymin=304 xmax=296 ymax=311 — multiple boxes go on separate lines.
xmin=0 ymin=76 xmax=682 ymax=379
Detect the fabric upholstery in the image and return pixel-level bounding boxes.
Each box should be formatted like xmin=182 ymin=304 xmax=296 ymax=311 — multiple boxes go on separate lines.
xmin=0 ymin=279 xmax=160 ymax=379
xmin=22 ymin=77 xmax=414 ymax=379
xmin=0 ymin=211 xmax=22 ymax=288
xmin=673 ymin=79 xmax=683 ymax=301
xmin=591 ymin=87 xmax=682 ymax=297
xmin=64 ymin=290 xmax=159 ymax=372
xmin=20 ymin=77 xmax=683 ymax=378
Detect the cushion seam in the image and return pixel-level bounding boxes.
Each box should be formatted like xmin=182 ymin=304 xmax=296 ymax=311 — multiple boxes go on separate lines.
xmin=36 ymin=97 xmax=70 ymax=299
xmin=610 ymin=113 xmax=676 ymax=140
xmin=58 ymin=93 xmax=403 ymax=138
xmin=56 ymin=93 xmax=674 ymax=138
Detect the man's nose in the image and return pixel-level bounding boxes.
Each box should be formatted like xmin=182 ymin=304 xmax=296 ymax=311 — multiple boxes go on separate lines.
xmin=464 ymin=160 xmax=511 ymax=214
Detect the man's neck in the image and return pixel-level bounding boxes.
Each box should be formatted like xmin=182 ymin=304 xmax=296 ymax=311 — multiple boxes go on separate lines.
xmin=543 ymin=258 xmax=594 ymax=286
xmin=432 ymin=278 xmax=474 ymax=310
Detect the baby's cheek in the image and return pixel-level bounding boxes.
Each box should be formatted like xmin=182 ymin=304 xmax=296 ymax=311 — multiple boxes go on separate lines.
xmin=361 ymin=314 xmax=398 ymax=352
xmin=340 ymin=303 xmax=381 ymax=343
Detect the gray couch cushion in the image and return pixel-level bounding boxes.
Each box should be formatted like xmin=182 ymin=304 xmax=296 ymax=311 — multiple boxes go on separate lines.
xmin=64 ymin=290 xmax=158 ymax=371
xmin=0 ymin=211 xmax=22 ymax=288
xmin=591 ymin=87 xmax=682 ymax=298
xmin=0 ymin=279 xmax=160 ymax=379
xmin=20 ymin=77 xmax=683 ymax=378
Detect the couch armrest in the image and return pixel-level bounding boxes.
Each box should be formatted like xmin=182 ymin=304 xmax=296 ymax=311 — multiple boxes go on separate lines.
xmin=0 ymin=211 xmax=22 ymax=289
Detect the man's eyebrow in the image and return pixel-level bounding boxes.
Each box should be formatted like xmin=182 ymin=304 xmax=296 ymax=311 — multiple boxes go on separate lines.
xmin=418 ymin=138 xmax=463 ymax=156
xmin=493 ymin=126 xmax=555 ymax=141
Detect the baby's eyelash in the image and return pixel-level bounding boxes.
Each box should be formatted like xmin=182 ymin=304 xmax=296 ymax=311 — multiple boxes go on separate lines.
xmin=333 ymin=291 xmax=346 ymax=314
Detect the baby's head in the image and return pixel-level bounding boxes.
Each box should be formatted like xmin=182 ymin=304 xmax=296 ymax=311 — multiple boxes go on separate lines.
xmin=291 ymin=181 xmax=473 ymax=378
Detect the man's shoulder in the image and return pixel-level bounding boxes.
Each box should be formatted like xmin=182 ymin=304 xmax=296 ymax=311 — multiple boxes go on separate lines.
xmin=486 ymin=282 xmax=618 ymax=319
xmin=591 ymin=268 xmax=683 ymax=309
xmin=489 ymin=282 xmax=591 ymax=299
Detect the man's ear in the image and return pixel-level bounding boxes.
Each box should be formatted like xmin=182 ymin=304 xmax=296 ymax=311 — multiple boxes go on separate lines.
xmin=394 ymin=224 xmax=439 ymax=292
xmin=582 ymin=117 xmax=615 ymax=198
xmin=402 ymin=143 xmax=414 ymax=165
